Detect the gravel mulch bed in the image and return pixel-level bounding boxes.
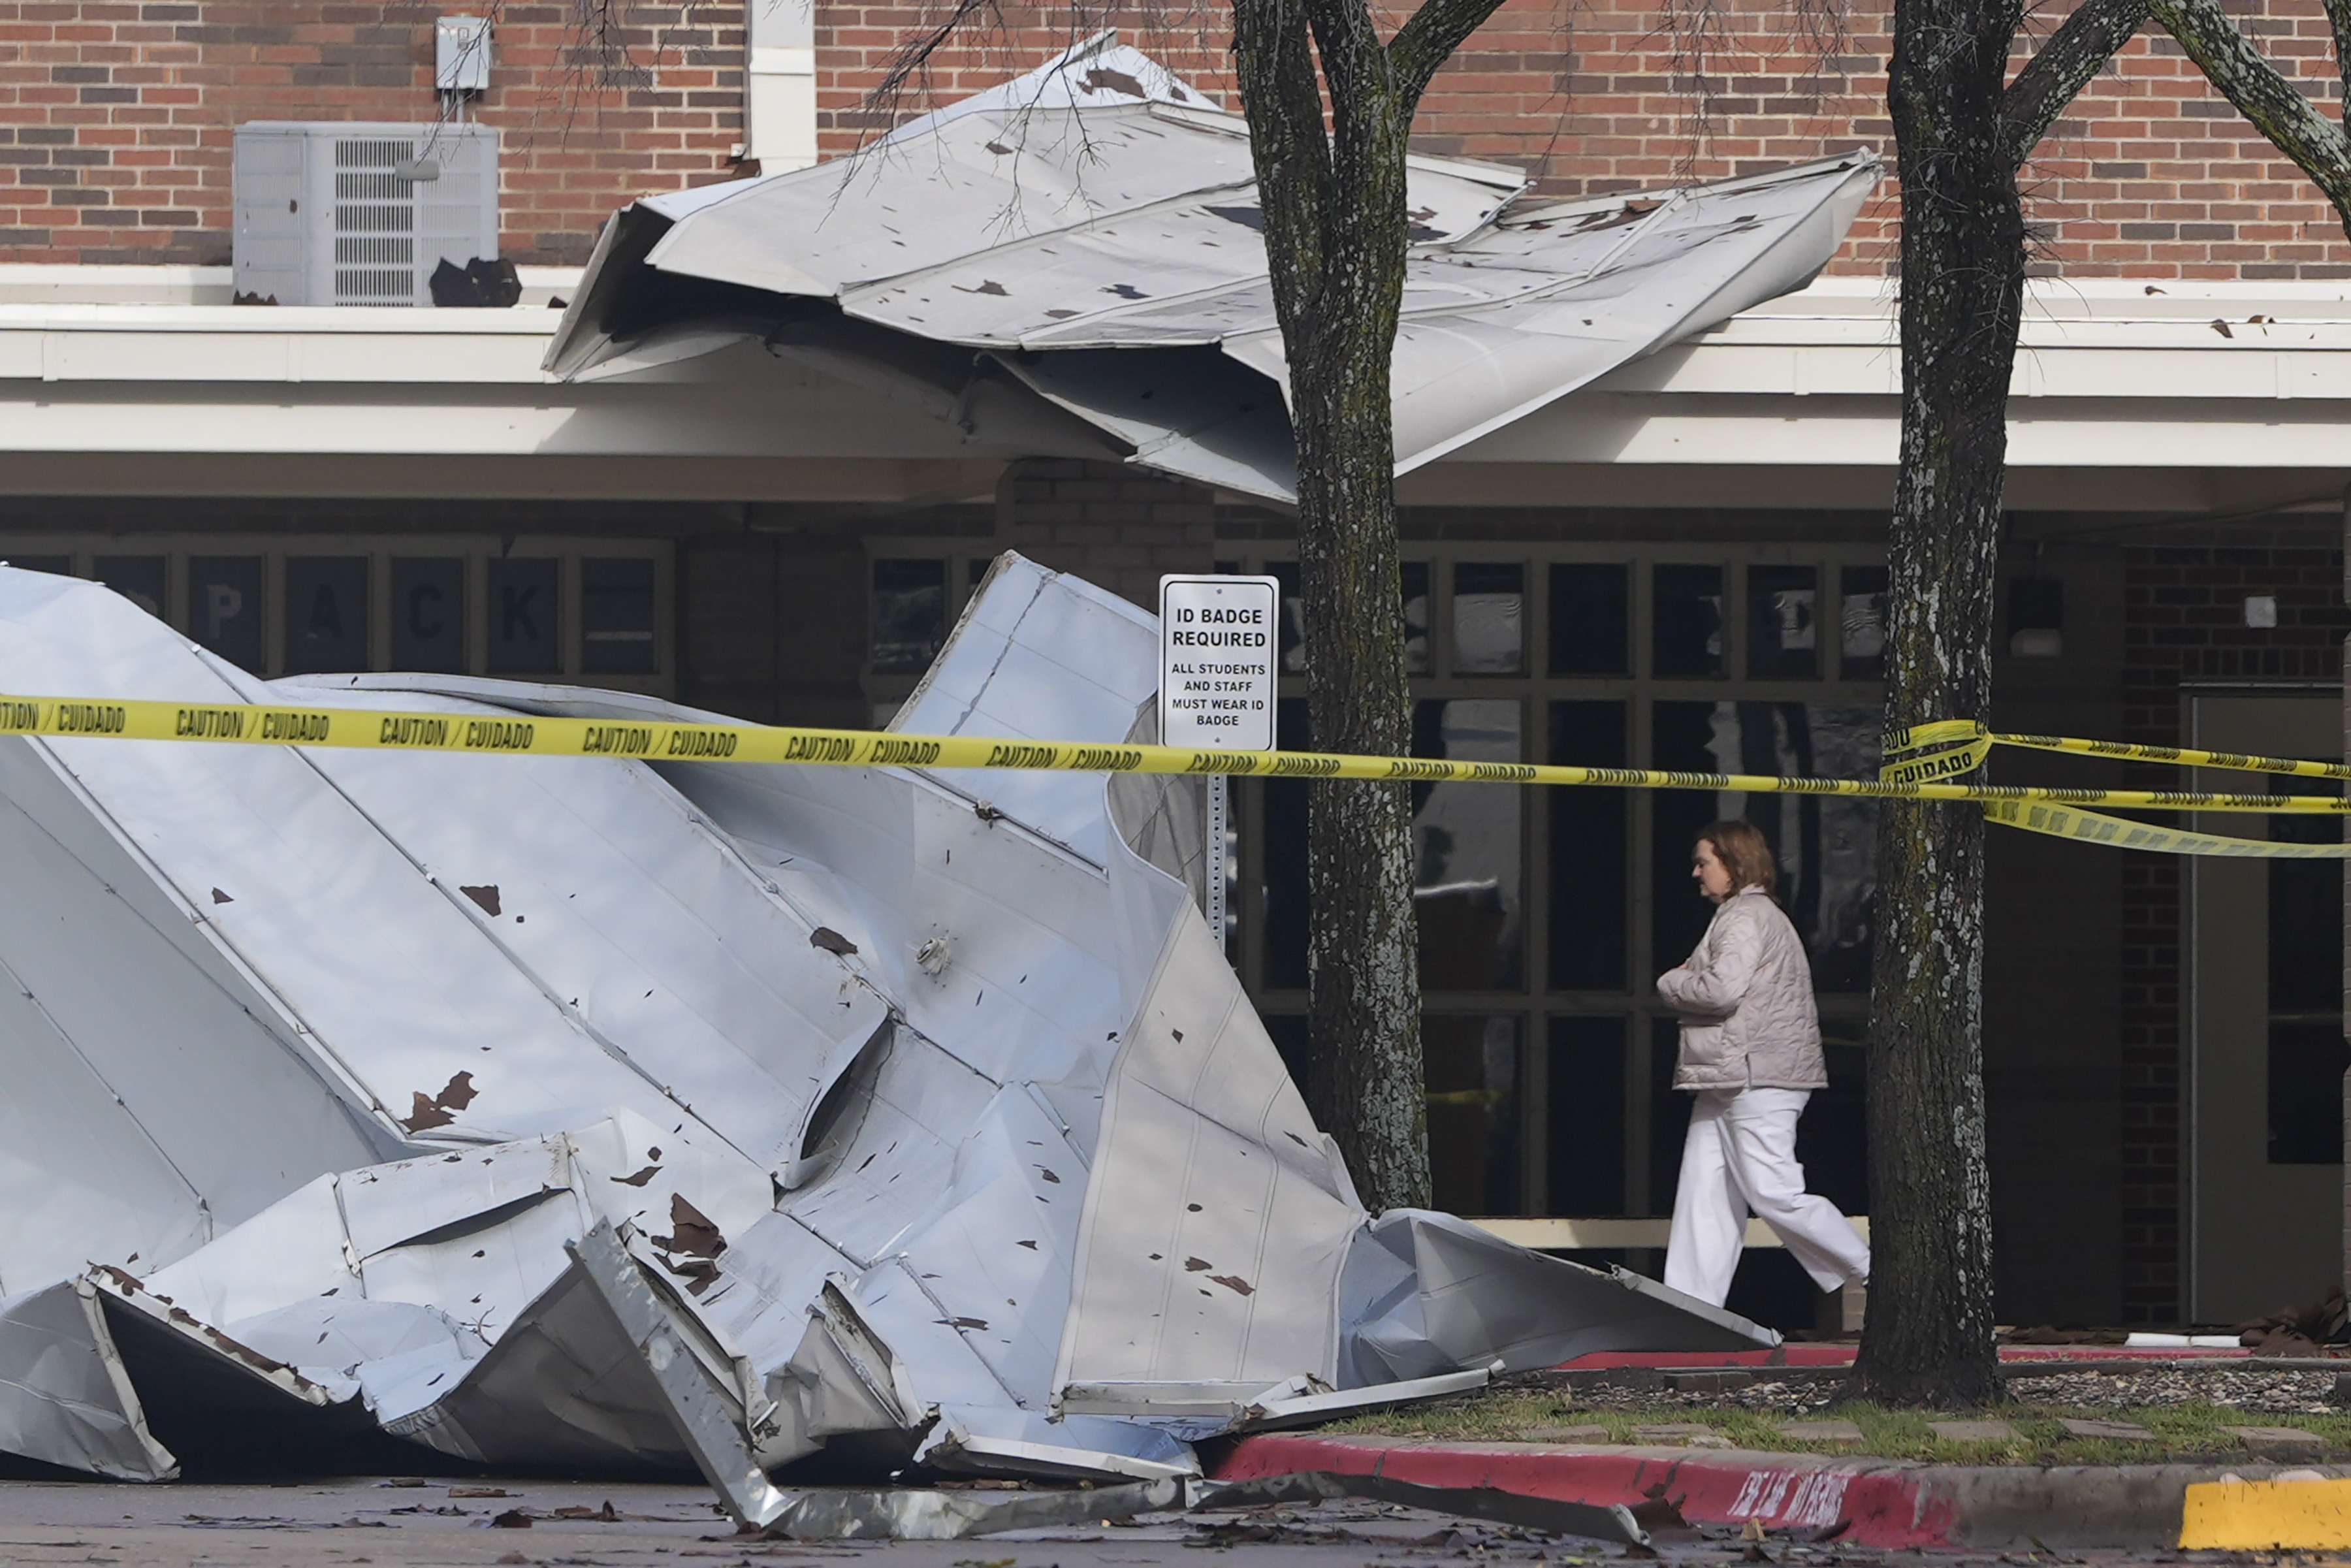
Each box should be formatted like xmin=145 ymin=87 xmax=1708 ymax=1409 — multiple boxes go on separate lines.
xmin=1554 ymin=1366 xmax=2345 ymax=1416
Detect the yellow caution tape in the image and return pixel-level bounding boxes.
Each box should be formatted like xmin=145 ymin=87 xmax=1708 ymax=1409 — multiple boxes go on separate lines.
xmin=0 ymin=694 xmax=2344 ymax=827
xmin=1885 ymin=718 xmax=1990 ymax=754
xmin=1879 ymin=718 xmax=2351 ymax=854
xmin=1879 ymin=737 xmax=1992 ymax=786
xmin=1992 ymin=729 xmax=2351 ymax=780
xmin=1985 ymin=799 xmax=2350 ymax=858
xmin=1890 ymin=718 xmax=2351 ymax=781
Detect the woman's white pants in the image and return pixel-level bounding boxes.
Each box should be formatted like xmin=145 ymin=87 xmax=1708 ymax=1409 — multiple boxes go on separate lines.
xmin=1663 ymin=1086 xmax=1871 ymax=1308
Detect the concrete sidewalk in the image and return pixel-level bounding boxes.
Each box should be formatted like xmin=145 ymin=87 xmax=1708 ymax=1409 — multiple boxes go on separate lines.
xmin=1213 ymin=1432 xmax=2351 ymax=1548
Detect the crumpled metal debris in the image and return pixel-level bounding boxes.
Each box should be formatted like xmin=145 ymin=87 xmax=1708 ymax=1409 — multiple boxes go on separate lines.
xmin=0 ymin=553 xmax=1769 ymax=1498
xmin=543 ymin=35 xmax=1878 ymax=502
xmin=726 ymin=1470 xmax=1648 ymax=1544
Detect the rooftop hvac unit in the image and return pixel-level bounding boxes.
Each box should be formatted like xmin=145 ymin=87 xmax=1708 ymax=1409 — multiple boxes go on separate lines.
xmin=233 ymin=121 xmax=500 ymax=306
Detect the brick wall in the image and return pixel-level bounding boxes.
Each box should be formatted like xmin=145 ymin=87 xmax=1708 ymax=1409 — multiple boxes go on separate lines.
xmin=0 ymin=0 xmax=747 ymax=265
xmin=994 ymin=458 xmax=1215 ymax=607
xmin=2119 ymin=543 xmax=2351 ymax=1322
xmin=10 ymin=0 xmax=2351 ymax=275
xmin=818 ymin=0 xmax=2351 ymax=278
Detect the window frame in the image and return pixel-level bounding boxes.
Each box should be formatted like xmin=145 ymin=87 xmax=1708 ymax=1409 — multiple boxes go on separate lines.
xmin=1 ymin=536 xmax=674 ymax=695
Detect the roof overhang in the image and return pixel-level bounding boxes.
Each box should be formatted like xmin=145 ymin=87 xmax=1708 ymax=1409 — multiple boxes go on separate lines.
xmin=0 ymin=275 xmax=2344 ymax=513
xmin=1409 ymin=276 xmax=2351 ymax=514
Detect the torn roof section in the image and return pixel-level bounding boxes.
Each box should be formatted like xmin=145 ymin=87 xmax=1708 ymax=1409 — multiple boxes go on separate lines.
xmin=545 ymin=39 xmax=1879 ymax=502
xmin=0 ymin=555 xmax=1772 ymax=1492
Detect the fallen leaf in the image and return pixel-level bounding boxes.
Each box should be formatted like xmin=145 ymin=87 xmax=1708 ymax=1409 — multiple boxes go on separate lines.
xmin=551 ymin=1501 xmax=622 ymax=1522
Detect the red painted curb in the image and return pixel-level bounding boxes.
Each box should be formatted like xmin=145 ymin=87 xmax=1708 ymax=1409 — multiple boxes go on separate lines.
xmin=1561 ymin=1349 xmax=1855 ymax=1369
xmin=1557 ymin=1346 xmax=2247 ymax=1370
xmin=1213 ymin=1433 xmax=1956 ymax=1549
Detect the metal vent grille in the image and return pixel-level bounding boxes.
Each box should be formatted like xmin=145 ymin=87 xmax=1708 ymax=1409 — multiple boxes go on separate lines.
xmin=235 ymin=121 xmax=498 ymax=306
xmin=332 ymin=138 xmax=416 ymax=306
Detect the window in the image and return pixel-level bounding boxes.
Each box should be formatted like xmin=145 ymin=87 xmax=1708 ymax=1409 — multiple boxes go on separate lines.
xmin=487 ymin=558 xmax=561 ymax=675
xmin=5 ymin=539 xmax=670 ymax=692
xmin=284 ymin=556 xmax=370 ymax=675
xmin=391 ymin=557 xmax=466 ymax=673
xmin=2268 ymin=790 xmax=2347 ymax=1164
xmin=852 ymin=542 xmax=1887 ymax=1224
xmin=871 ymin=558 xmax=950 ymax=675
xmin=1228 ymin=549 xmax=1885 ymax=1223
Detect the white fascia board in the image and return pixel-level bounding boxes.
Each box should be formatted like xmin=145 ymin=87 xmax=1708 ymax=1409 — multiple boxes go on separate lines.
xmin=0 ymin=267 xmax=582 ymax=309
xmin=0 ymin=308 xmax=560 ymax=387
xmin=1610 ymin=322 xmax=2351 ymax=402
xmin=1461 ymin=388 xmax=2351 ymax=471
xmin=0 ymin=379 xmax=1004 ymax=461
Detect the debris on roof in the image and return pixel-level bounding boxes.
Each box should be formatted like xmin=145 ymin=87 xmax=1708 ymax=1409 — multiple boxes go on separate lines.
xmin=545 ymin=39 xmax=1879 ymax=501
xmin=0 ymin=556 xmax=1769 ymax=1503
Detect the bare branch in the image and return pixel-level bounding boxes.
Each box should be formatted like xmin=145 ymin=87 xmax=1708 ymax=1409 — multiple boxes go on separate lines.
xmin=1999 ymin=0 xmax=2148 ymax=167
xmin=2322 ymin=0 xmax=2351 ymax=125
xmin=1234 ymin=0 xmax=1337 ymax=323
xmin=1390 ymin=0 xmax=1516 ymax=107
xmin=859 ymin=0 xmax=1012 ymax=146
xmin=2147 ymin=0 xmax=2351 ymax=232
xmin=1301 ymin=0 xmax=1395 ymax=126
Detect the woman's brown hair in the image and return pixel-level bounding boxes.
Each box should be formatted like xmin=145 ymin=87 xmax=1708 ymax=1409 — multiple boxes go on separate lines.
xmin=1697 ymin=819 xmax=1777 ymax=897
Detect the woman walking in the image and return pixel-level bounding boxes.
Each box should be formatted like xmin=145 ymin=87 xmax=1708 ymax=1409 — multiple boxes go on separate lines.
xmin=1657 ymin=820 xmax=1870 ymax=1309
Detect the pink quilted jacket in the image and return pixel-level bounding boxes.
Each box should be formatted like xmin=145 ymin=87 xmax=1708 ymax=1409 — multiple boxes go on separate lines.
xmin=1655 ymin=886 xmax=1826 ymax=1091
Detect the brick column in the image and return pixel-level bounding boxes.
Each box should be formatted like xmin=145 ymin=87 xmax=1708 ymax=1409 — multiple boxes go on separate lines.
xmin=677 ymin=529 xmax=870 ymax=727
xmin=993 ymin=459 xmax=1218 ymax=609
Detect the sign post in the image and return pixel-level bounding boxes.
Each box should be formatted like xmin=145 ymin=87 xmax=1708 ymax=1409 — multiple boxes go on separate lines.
xmin=1159 ymin=574 xmax=1280 ymax=955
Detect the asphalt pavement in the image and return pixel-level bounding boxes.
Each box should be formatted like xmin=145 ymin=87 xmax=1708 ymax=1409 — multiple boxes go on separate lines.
xmin=0 ymin=1476 xmax=2281 ymax=1568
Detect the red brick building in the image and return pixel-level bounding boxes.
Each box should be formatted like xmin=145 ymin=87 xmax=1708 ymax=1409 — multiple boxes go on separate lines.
xmin=1 ymin=0 xmax=2348 ymax=1332
xmin=5 ymin=0 xmax=2348 ymax=275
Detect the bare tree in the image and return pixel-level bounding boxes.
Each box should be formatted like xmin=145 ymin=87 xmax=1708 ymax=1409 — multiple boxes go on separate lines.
xmin=862 ymin=0 xmax=1526 ymax=1213
xmin=1226 ymin=0 xmax=1527 ymax=1213
xmin=841 ymin=0 xmax=2166 ymax=1313
xmin=1854 ymin=0 xmax=2149 ymax=1404
xmin=2137 ymin=0 xmax=2351 ymax=232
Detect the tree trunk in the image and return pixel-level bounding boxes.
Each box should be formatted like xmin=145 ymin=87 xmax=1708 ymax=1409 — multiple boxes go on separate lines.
xmin=1294 ymin=217 xmax=1429 ymax=1217
xmin=1850 ymin=0 xmax=2021 ymax=1407
xmin=1232 ymin=0 xmax=1431 ymax=1213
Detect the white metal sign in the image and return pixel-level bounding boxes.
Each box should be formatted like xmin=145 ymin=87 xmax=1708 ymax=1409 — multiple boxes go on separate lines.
xmin=1159 ymin=575 xmax=1279 ymax=753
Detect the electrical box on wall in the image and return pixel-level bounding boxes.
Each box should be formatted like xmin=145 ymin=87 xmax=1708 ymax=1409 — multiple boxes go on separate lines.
xmin=436 ymin=16 xmax=492 ymax=92
xmin=232 ymin=122 xmax=500 ymax=306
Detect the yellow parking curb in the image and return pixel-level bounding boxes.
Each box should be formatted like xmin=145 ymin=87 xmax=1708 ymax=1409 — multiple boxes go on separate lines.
xmin=2181 ymin=1478 xmax=2351 ymax=1549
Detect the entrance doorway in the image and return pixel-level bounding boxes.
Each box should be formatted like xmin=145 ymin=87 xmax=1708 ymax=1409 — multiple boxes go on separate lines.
xmin=2188 ymin=690 xmax=2345 ymax=1324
